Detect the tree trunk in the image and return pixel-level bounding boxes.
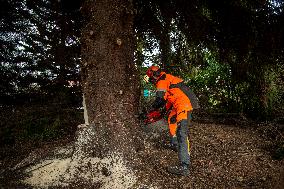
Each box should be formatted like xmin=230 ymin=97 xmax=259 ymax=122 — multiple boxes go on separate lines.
xmin=81 ymin=0 xmax=139 ymax=125
xmin=160 ymin=30 xmax=171 ymax=71
xmin=63 ymin=0 xmax=142 ymax=187
xmin=158 ymin=15 xmax=172 ymax=71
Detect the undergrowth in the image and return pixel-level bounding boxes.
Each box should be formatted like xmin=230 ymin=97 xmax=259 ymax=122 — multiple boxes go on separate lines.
xmin=0 ymin=104 xmax=83 ymax=147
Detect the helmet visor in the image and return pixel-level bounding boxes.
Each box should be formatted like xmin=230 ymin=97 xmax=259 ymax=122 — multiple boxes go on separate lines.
xmin=143 ymin=75 xmax=150 ymax=83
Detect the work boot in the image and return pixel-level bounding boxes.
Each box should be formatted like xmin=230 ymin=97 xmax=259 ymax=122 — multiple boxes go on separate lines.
xmin=167 ymin=164 xmax=189 ymax=176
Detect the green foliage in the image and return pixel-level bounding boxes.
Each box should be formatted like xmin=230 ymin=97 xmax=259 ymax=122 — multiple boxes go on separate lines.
xmin=265 ymin=65 xmax=284 ymax=116
xmin=190 ymin=50 xmax=234 ymax=112
xmin=139 ymin=66 xmax=155 ymax=90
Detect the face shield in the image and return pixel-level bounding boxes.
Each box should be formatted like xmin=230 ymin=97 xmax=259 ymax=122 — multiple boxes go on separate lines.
xmin=144 ymin=75 xmax=157 ymax=84
xmin=143 ymin=75 xmax=150 ymax=83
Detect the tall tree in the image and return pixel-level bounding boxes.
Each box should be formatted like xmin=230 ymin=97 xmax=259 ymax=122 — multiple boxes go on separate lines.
xmin=134 ymin=0 xmax=175 ymax=70
xmin=0 ymin=0 xmax=82 ymax=105
xmin=81 ymin=0 xmax=140 ymax=125
xmin=63 ymin=0 xmax=142 ymax=186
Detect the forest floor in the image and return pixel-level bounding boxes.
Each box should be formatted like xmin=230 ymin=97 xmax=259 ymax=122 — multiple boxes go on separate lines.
xmin=0 ymin=117 xmax=283 ymax=188
xmin=136 ymin=118 xmax=284 ymax=189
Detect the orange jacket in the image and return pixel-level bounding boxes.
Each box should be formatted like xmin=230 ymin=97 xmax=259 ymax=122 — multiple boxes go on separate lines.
xmin=155 ymin=72 xmax=199 ymax=112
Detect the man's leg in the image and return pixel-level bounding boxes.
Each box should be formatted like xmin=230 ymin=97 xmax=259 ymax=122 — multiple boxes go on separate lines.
xmin=167 ymin=109 xmax=178 ymax=151
xmin=177 ymin=118 xmax=191 ymax=166
xmin=167 ymin=111 xmax=192 ymax=176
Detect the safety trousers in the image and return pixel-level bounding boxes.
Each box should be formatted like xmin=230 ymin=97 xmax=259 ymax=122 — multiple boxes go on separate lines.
xmin=167 ymin=109 xmax=178 ymax=137
xmin=176 ymin=111 xmax=192 ymax=166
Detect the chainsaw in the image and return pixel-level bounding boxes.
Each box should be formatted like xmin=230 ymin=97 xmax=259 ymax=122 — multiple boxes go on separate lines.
xmin=144 ymin=110 xmax=163 ymax=124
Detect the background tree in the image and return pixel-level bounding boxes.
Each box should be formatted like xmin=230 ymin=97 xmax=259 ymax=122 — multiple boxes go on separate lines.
xmin=136 ymin=0 xmax=284 ymax=119
xmin=0 ymin=0 xmax=82 ymax=105
xmin=0 ymin=0 xmax=83 ymax=144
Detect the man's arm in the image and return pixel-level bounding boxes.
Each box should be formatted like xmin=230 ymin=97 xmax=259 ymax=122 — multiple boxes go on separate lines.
xmin=152 ymin=90 xmax=166 ymax=109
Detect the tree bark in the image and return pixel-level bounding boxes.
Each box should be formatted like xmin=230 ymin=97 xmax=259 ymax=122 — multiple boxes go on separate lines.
xmin=63 ymin=0 xmax=142 ymax=187
xmin=160 ymin=29 xmax=171 ymax=71
xmin=81 ymin=0 xmax=140 ymax=124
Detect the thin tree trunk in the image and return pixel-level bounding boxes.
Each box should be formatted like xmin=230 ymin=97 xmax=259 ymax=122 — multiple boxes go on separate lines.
xmin=159 ymin=19 xmax=171 ymax=71
xmin=160 ymin=31 xmax=171 ymax=71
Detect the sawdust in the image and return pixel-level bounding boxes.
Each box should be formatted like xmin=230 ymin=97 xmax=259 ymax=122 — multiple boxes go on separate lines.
xmin=21 ymin=126 xmax=137 ymax=189
xmin=23 ymin=155 xmax=137 ymax=189
xmin=23 ymin=158 xmax=71 ymax=187
xmin=63 ymin=154 xmax=137 ymax=188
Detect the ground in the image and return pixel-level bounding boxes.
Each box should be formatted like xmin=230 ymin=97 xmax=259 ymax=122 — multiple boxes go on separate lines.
xmin=137 ymin=119 xmax=284 ymax=188
xmin=0 ymin=118 xmax=283 ymax=188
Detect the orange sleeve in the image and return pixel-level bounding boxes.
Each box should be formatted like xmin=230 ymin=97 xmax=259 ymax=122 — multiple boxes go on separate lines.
xmin=156 ymin=79 xmax=169 ymax=92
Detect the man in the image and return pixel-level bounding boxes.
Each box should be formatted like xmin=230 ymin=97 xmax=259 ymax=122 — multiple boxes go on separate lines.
xmin=144 ymin=65 xmax=199 ymax=176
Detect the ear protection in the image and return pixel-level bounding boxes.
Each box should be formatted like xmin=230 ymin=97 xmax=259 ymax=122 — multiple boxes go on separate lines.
xmin=152 ymin=69 xmax=161 ymax=78
xmin=146 ymin=65 xmax=161 ymax=84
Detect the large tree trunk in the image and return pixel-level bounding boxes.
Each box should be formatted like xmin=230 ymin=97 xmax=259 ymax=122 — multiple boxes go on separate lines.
xmin=63 ymin=0 xmax=142 ymax=187
xmin=81 ymin=0 xmax=140 ymax=124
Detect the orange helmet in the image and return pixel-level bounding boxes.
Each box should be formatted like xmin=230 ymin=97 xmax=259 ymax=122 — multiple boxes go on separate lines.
xmin=145 ymin=65 xmax=161 ymax=84
xmin=146 ymin=65 xmax=161 ymax=78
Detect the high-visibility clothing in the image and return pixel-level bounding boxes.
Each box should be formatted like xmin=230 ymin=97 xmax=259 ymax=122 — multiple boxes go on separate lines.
xmin=155 ymin=72 xmax=198 ymax=122
xmin=177 ymin=116 xmax=191 ymax=166
xmin=153 ymin=72 xmax=198 ymax=166
xmin=167 ymin=107 xmax=177 ymax=137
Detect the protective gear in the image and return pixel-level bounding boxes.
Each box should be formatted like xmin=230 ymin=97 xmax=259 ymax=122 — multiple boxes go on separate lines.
xmin=143 ymin=75 xmax=150 ymax=83
xmin=167 ymin=163 xmax=189 ymax=176
xmin=154 ymin=72 xmax=198 ymax=115
xmin=169 ymin=82 xmax=200 ymax=109
xmin=170 ymin=135 xmax=178 ymax=152
xmin=152 ymin=94 xmax=166 ymax=109
xmin=146 ymin=65 xmax=161 ymax=78
xmin=145 ymin=68 xmax=197 ymax=176
xmin=167 ymin=108 xmax=177 ymax=137
xmin=146 ymin=65 xmax=161 ymax=84
xmin=144 ymin=110 xmax=163 ymax=124
xmin=177 ymin=119 xmax=191 ymax=166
